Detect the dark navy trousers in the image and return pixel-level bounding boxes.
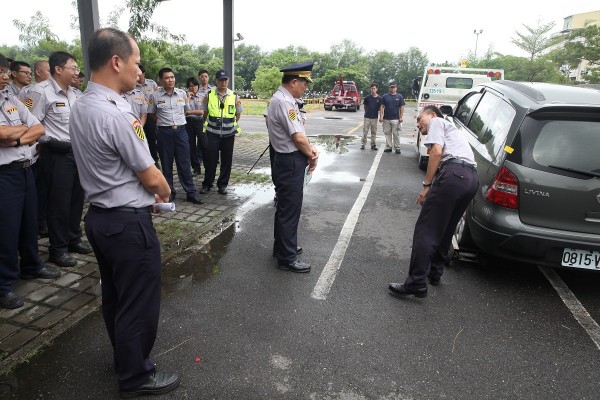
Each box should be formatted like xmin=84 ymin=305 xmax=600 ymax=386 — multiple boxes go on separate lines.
xmin=157 ymin=125 xmax=197 ymax=196
xmin=404 ymin=163 xmax=479 ymax=288
xmin=41 ymin=149 xmax=85 ymax=256
xmin=185 ymin=116 xmax=206 ymax=172
xmin=143 ymin=118 xmax=159 ymax=163
xmin=85 ymin=207 xmax=161 ymax=390
xmin=272 ymin=151 xmax=306 ymax=264
xmin=202 ymin=132 xmax=235 ymax=190
xmin=0 ymin=166 xmax=44 ymax=295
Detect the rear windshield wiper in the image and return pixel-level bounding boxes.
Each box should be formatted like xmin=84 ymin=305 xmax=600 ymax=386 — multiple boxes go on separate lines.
xmin=548 ymin=165 xmax=600 ymax=178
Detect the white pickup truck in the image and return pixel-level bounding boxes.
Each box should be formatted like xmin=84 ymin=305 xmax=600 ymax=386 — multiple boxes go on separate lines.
xmin=413 ymin=66 xmax=504 ymax=170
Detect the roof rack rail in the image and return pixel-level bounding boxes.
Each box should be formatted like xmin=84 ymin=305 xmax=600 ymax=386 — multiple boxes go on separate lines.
xmin=496 ymin=80 xmax=546 ymax=101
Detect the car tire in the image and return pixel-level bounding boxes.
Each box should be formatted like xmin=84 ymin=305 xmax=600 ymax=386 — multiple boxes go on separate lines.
xmin=456 ymin=212 xmax=476 ymax=250
xmin=418 ymin=154 xmax=427 ymax=171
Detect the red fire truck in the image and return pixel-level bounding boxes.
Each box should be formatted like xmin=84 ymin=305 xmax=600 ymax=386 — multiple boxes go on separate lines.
xmin=324 ymin=76 xmax=361 ymax=112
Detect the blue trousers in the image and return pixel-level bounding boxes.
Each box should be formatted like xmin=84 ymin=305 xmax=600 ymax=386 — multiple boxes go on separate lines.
xmin=404 ymin=163 xmax=479 ymax=288
xmin=85 ymin=207 xmax=161 ymax=390
xmin=0 ymin=166 xmax=44 ymax=295
xmin=272 ymin=151 xmax=306 ymax=264
xmin=157 ymin=125 xmax=197 ymax=196
xmin=202 ymin=133 xmax=235 ymax=190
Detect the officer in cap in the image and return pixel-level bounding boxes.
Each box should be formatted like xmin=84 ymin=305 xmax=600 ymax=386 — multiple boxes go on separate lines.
xmin=267 ymin=62 xmax=318 ymax=273
xmin=70 ymin=28 xmax=179 ymax=397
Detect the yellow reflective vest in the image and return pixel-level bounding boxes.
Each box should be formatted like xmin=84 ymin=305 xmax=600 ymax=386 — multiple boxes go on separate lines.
xmin=203 ymin=88 xmax=240 ymax=136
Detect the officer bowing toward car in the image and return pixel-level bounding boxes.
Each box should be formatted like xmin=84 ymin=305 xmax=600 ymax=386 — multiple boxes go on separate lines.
xmin=267 ymin=62 xmax=318 ymax=273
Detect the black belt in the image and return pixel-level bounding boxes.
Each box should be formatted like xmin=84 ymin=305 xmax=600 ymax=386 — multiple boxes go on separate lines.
xmin=0 ymin=160 xmax=31 ymax=170
xmin=45 ymin=141 xmax=72 ymax=153
xmin=275 ymin=150 xmax=301 ymax=156
xmin=158 ymin=125 xmax=185 ymax=129
xmin=90 ymin=205 xmax=152 ymax=214
xmin=442 ymin=159 xmax=476 ymax=171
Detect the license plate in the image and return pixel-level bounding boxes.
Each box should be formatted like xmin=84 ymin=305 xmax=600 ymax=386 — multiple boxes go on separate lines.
xmin=427 ymin=88 xmax=443 ymax=94
xmin=561 ymin=248 xmax=600 ymax=270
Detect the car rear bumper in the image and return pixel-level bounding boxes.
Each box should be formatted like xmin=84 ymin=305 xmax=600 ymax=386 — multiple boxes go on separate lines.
xmin=469 ymin=205 xmax=600 ymax=269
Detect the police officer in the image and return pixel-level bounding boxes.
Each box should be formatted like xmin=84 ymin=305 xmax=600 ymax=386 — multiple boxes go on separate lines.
xmin=137 ymin=65 xmax=160 ymax=166
xmin=198 ymin=69 xmax=242 ymax=195
xmin=27 ymin=51 xmax=93 ymax=268
xmin=184 ymin=77 xmax=204 ymax=176
xmin=123 ymin=85 xmax=148 ymax=125
xmin=147 ymin=68 xmax=202 ymax=204
xmin=7 ymin=61 xmax=32 ymax=97
xmin=0 ymin=54 xmax=60 ymax=309
xmin=267 ymin=62 xmax=318 ymax=273
xmin=389 ymin=105 xmax=478 ymax=298
xmin=70 ymin=28 xmax=180 ymax=398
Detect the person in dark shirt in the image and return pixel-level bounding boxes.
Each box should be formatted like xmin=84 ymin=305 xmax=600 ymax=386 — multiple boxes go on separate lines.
xmin=361 ymin=83 xmax=381 ymax=150
xmin=379 ymin=83 xmax=405 ymax=154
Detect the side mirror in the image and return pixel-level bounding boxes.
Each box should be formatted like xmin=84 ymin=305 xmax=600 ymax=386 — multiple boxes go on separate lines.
xmin=439 ymin=105 xmax=453 ymax=116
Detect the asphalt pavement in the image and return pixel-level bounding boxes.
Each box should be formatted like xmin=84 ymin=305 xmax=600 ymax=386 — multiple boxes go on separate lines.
xmin=3 ymin=107 xmax=600 ymax=399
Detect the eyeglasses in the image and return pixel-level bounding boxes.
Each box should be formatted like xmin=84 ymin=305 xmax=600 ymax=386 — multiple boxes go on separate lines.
xmin=62 ymin=65 xmax=80 ymax=73
xmin=0 ymin=70 xmax=9 ymax=76
xmin=18 ymin=71 xmax=33 ymax=76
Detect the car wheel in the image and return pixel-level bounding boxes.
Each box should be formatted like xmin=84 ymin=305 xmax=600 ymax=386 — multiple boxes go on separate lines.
xmin=418 ymin=154 xmax=427 ymax=171
xmin=455 ymin=212 xmax=476 ymax=250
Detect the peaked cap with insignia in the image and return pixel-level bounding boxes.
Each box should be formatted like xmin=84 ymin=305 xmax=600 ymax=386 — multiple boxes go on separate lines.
xmin=280 ymin=61 xmax=314 ymax=83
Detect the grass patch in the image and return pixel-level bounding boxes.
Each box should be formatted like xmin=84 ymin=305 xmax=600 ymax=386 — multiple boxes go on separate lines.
xmin=155 ymin=220 xmax=204 ymax=254
xmin=229 ymin=169 xmax=272 ymax=185
xmin=241 ymin=99 xmax=325 ymax=115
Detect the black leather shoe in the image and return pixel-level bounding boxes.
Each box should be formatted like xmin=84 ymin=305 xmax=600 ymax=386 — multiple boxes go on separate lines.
xmin=38 ymin=225 xmax=49 ymax=238
xmin=119 ymin=371 xmax=180 ymax=399
xmin=272 ymin=247 xmax=303 ymax=258
xmin=428 ymin=277 xmax=441 ymax=286
xmin=371 ymin=146 xmax=378 ymax=150
xmin=360 ymin=145 xmax=365 ymax=150
xmin=199 ymin=186 xmax=210 ymax=194
xmin=395 ymin=149 xmax=401 ymax=154
xmin=68 ymin=242 xmax=93 ymax=254
xmin=186 ymin=195 xmax=203 ymax=204
xmin=48 ymin=253 xmax=77 ymax=268
xmin=217 ymin=187 xmax=228 ymax=195
xmin=384 ymin=148 xmax=392 ymax=153
xmin=388 ymin=283 xmax=427 ymax=298
xmin=21 ymin=266 xmax=61 ymax=280
xmin=0 ymin=291 xmax=24 ymax=309
xmin=278 ymin=260 xmax=311 ymax=273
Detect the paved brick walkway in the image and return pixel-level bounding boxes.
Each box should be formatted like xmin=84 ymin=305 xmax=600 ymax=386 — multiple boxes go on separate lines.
xmin=0 ymin=133 xmax=272 ymax=375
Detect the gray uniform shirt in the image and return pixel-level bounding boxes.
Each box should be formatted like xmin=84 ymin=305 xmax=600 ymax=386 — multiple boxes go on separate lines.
xmin=5 ymin=83 xmax=22 ymax=97
xmin=0 ymin=93 xmax=40 ymax=165
xmin=137 ymin=78 xmax=159 ymax=100
xmin=424 ymin=117 xmax=476 ymax=166
xmin=70 ymin=82 xmax=155 ymax=208
xmin=147 ymin=87 xmax=189 ymax=127
xmin=267 ymin=86 xmax=305 ymax=153
xmin=122 ymin=88 xmax=148 ymax=120
xmin=27 ymin=77 xmax=76 ymax=143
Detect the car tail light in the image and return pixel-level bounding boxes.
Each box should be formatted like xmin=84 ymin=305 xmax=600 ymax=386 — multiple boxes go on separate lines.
xmin=485 ymin=166 xmax=519 ymax=209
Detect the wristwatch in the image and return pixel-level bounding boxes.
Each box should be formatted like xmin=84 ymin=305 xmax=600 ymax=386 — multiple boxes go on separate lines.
xmin=15 ymin=138 xmax=20 ymax=147
xmin=422 ymin=181 xmax=432 ymax=187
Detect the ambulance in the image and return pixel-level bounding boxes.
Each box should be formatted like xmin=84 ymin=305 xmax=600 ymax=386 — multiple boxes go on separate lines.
xmin=413 ymin=66 xmax=504 ymax=170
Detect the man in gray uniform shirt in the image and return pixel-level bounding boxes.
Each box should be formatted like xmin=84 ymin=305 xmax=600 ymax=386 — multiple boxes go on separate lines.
xmin=0 ymin=54 xmax=60 ymax=309
xmin=123 ymin=86 xmax=148 ymax=125
xmin=148 ymin=68 xmax=202 ymax=204
xmin=70 ymin=28 xmax=180 ymax=398
xmin=27 ymin=51 xmax=92 ymax=268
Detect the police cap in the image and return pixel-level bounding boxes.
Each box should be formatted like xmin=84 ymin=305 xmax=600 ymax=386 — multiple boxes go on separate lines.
xmin=215 ymin=69 xmax=230 ymax=80
xmin=280 ymin=61 xmax=314 ymax=83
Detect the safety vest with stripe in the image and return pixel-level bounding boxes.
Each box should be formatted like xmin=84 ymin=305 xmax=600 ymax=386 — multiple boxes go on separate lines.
xmin=203 ymin=88 xmax=240 ymax=137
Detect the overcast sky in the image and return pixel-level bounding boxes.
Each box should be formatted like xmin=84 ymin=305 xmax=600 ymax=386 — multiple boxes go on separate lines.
xmin=1 ymin=0 xmax=599 ymax=64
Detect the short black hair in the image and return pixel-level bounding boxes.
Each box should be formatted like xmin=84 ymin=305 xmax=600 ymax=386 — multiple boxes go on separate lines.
xmin=49 ymin=51 xmax=76 ymax=76
xmin=370 ymin=83 xmax=379 ymax=89
xmin=422 ymin=105 xmax=443 ymax=118
xmin=158 ymin=68 xmax=174 ymax=80
xmin=10 ymin=61 xmax=31 ymax=72
xmin=186 ymin=77 xmax=199 ymax=87
xmin=138 ymin=64 xmax=146 ymax=74
xmin=88 ymin=28 xmax=134 ymax=72
xmin=198 ymin=69 xmax=208 ymax=76
xmin=78 ymin=72 xmax=85 ymax=78
xmin=0 ymin=53 xmax=9 ymax=69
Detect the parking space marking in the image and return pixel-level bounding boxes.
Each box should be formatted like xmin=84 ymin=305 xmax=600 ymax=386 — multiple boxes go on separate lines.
xmin=347 ymin=122 xmax=363 ymax=135
xmin=311 ymin=145 xmax=383 ymax=300
xmin=539 ymin=266 xmax=600 ymax=350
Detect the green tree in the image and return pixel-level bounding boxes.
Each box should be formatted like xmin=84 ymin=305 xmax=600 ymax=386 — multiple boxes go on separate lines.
xmin=234 ymin=43 xmax=264 ymax=91
xmin=552 ymin=25 xmax=600 ymax=83
xmin=511 ymin=21 xmax=560 ymax=61
xmin=251 ymin=66 xmax=282 ymax=98
xmin=13 ymin=11 xmax=60 ymax=48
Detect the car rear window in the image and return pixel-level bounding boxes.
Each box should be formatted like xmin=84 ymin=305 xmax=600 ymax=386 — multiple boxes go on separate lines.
xmin=532 ymin=120 xmax=600 ymax=172
xmin=446 ymin=77 xmax=473 ymax=89
xmin=513 ymin=117 xmax=600 ymax=174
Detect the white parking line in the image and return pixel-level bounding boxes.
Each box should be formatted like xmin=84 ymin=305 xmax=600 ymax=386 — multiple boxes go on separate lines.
xmin=539 ymin=266 xmax=600 ymax=350
xmin=310 ymin=146 xmax=383 ymax=300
